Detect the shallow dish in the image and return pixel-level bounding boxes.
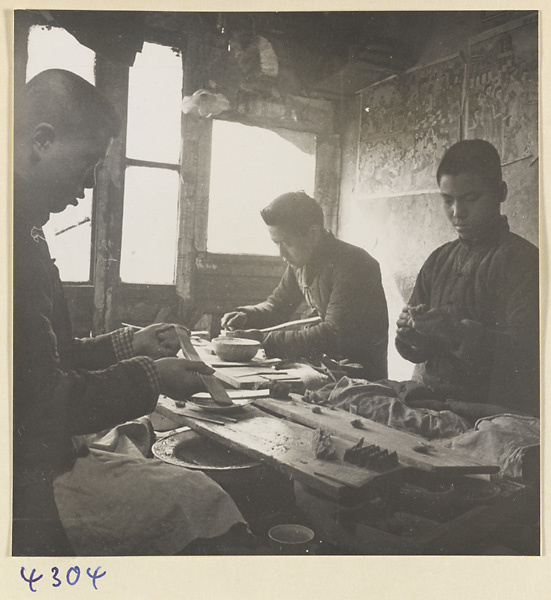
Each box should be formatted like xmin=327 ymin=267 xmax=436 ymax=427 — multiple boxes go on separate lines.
xmin=211 ymin=337 xmax=261 ymax=362
xmin=153 ymin=429 xmax=260 ymax=470
xmin=187 ymin=396 xmax=255 ymax=413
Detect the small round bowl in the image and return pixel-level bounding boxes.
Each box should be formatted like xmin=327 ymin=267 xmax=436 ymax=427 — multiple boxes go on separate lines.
xmin=211 ymin=337 xmax=261 ymax=362
xmin=268 ymin=524 xmax=315 ymax=554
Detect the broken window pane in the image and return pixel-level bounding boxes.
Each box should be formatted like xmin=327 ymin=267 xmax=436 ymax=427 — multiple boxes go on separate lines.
xmin=207 ymin=120 xmax=316 ymax=255
xmin=126 ymin=42 xmax=182 ymax=164
xmin=43 ymin=193 xmax=93 ymax=282
xmin=26 ymin=24 xmax=95 ymax=83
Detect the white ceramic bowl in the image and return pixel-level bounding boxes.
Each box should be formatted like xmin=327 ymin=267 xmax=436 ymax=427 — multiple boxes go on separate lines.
xmin=211 ymin=337 xmax=261 ymax=362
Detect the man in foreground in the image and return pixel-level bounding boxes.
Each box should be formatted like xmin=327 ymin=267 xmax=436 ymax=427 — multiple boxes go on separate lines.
xmin=13 ymin=69 xmax=245 ymax=555
xmin=222 ymin=191 xmax=389 ymax=381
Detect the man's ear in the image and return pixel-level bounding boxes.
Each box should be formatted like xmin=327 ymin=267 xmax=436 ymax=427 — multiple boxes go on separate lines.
xmin=31 ymin=123 xmax=56 ymax=156
xmin=497 ymin=181 xmax=508 ymax=204
xmin=309 ymin=223 xmax=323 ymax=244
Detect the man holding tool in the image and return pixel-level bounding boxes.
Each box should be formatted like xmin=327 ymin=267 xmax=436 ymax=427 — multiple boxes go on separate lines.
xmin=13 ymin=69 xmax=245 ymax=556
xmin=222 ymin=192 xmax=389 ymax=381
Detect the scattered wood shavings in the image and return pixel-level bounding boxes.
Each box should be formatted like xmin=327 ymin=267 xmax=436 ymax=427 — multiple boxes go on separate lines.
xmin=412 ymin=444 xmax=433 ymax=454
xmin=311 ymin=428 xmax=337 ymax=460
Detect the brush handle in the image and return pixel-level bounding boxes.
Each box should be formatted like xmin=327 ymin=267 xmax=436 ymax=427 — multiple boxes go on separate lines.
xmin=259 ymin=316 xmax=322 ymax=334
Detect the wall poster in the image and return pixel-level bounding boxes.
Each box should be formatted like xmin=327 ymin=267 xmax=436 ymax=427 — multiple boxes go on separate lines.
xmin=358 ymin=55 xmax=464 ymax=197
xmin=467 ymin=17 xmax=538 ymax=163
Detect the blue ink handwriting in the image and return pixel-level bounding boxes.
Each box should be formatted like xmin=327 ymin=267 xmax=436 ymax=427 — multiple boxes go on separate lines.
xmin=20 ymin=565 xmax=106 ymax=592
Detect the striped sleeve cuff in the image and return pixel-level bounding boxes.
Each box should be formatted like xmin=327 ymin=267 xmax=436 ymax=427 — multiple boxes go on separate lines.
xmin=111 ymin=327 xmax=135 ymax=361
xmin=127 ymin=356 xmax=161 ymax=396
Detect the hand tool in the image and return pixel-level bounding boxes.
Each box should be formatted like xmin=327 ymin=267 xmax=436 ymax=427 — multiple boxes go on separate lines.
xmin=174 ymin=326 xmax=233 ymax=406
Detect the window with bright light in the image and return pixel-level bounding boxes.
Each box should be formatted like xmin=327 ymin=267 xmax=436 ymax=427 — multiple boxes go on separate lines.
xmin=120 ymin=42 xmax=182 ymax=283
xmin=125 ymin=42 xmax=182 ymax=164
xmin=119 ymin=167 xmax=180 ymax=284
xmin=26 ymin=24 xmax=95 ymax=83
xmin=27 ymin=25 xmax=96 ymax=282
xmin=207 ymin=120 xmax=316 ymax=255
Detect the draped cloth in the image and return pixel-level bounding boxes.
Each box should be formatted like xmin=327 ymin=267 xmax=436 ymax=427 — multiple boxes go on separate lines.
xmin=439 ymin=414 xmax=539 ymax=481
xmin=53 ymin=418 xmax=246 ymax=555
xmin=305 ymin=377 xmax=539 ymax=481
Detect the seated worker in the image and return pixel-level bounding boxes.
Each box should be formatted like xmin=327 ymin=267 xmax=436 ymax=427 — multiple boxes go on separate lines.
xmin=221 ymin=192 xmax=389 ymax=381
xmin=296 ymin=142 xmax=540 ymax=534
xmin=13 ymin=69 xmax=245 ymax=556
xmin=395 ymin=139 xmax=539 ymax=418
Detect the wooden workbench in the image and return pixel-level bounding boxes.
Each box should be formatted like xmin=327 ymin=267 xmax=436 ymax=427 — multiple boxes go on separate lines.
xmin=155 ymin=395 xmax=406 ymax=503
xmin=154 ymin=394 xmax=534 ymax=554
xmin=187 ymin=340 xmax=323 ymax=389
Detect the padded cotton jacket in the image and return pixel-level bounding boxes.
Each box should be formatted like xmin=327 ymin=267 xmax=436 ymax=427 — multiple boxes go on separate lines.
xmin=396 ymin=217 xmax=539 ymax=416
xmin=238 ymin=232 xmax=389 ymax=381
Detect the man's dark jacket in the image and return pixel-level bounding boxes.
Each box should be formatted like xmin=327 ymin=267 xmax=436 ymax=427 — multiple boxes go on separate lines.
xmin=396 ymin=217 xmax=539 ymax=416
xmin=13 ymin=176 xmax=158 ymax=554
xmin=238 ymin=231 xmax=389 ymax=380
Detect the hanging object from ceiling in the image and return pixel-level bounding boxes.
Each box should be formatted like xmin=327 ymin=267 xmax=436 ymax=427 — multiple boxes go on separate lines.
xmin=181 ymin=88 xmax=230 ymax=118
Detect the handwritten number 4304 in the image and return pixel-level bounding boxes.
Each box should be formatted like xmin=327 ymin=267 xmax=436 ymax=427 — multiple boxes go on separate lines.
xmin=20 ymin=566 xmax=106 ymax=592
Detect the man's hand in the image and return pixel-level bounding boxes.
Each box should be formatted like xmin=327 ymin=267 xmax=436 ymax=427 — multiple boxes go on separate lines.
xmin=133 ymin=323 xmax=183 ymax=358
xmin=231 ymin=329 xmax=266 ymax=343
xmin=155 ymin=357 xmax=214 ymax=401
xmin=395 ymin=306 xmax=433 ymax=352
xmin=221 ymin=311 xmax=248 ymax=331
xmin=409 ymin=306 xmax=461 ymax=346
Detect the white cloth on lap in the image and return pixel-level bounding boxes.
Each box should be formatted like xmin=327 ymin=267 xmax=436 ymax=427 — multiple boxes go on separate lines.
xmin=53 ymin=419 xmax=245 ymax=555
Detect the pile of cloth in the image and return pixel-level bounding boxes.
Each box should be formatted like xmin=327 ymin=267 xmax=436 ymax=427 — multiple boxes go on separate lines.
xmin=304 ymin=377 xmax=540 ymax=481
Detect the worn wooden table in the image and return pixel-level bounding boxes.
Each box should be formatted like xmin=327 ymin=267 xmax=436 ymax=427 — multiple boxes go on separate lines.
xmin=187 ymin=339 xmax=320 ymax=389
xmin=155 ymin=340 xmax=534 ymax=554
xmin=155 ymin=395 xmax=404 ymax=503
xmin=153 ymin=392 xmax=534 ymax=554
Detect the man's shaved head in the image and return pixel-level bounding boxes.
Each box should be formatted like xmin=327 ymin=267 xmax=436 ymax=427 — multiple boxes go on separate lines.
xmin=15 ymin=69 xmax=120 ymax=144
xmin=15 ymin=69 xmax=121 ymax=224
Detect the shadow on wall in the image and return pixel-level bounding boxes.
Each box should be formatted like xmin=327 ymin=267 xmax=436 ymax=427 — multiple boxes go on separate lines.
xmin=338 ymin=191 xmax=455 ymax=382
xmin=383 ymin=270 xmax=415 ymax=382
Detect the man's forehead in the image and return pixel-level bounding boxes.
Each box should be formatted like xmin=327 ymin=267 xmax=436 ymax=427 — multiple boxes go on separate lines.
xmin=268 ymin=225 xmax=300 ymax=242
xmin=439 ymin=172 xmax=493 ymax=194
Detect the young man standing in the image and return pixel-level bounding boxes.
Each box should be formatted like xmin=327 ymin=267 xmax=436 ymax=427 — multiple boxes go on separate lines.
xmin=222 ymin=192 xmax=389 ymax=381
xmin=396 ymin=139 xmax=539 ymax=418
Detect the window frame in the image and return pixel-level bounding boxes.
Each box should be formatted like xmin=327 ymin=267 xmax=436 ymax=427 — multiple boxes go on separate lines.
xmin=178 ymin=109 xmax=341 ymax=321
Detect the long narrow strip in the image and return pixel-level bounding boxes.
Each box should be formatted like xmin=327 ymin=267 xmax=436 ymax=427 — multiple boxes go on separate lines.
xmin=174 ymin=326 xmax=233 ymax=406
